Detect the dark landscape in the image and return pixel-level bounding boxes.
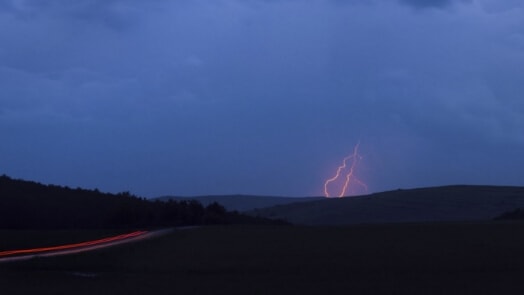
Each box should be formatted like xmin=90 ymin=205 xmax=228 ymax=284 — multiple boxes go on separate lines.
xmin=2 ymin=176 xmax=524 ymax=294
xmin=0 ymin=175 xmax=281 ymax=229
xmin=249 ymin=185 xmax=524 ymax=225
xmin=157 ymin=194 xmax=324 ymax=212
xmin=3 ymin=224 xmax=524 ymax=295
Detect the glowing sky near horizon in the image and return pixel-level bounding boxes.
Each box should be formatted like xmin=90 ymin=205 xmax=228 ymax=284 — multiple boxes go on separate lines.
xmin=1 ymin=0 xmax=524 ymax=197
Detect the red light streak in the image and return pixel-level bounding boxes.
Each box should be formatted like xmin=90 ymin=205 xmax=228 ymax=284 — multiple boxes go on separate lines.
xmin=323 ymin=142 xmax=368 ymax=198
xmin=0 ymin=230 xmax=147 ymax=257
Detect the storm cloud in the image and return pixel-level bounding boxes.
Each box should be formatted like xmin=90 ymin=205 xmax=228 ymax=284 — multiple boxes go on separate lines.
xmin=399 ymin=0 xmax=467 ymax=9
xmin=1 ymin=0 xmax=523 ymax=197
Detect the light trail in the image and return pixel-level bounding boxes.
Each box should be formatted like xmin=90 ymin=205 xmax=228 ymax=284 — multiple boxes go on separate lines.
xmin=0 ymin=230 xmax=147 ymax=257
xmin=323 ymin=142 xmax=368 ymax=198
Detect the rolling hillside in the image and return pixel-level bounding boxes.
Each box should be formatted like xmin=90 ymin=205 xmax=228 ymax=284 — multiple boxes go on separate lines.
xmin=0 ymin=175 xmax=279 ymax=229
xmin=248 ymin=185 xmax=524 ymax=225
xmin=156 ymin=195 xmax=323 ymax=212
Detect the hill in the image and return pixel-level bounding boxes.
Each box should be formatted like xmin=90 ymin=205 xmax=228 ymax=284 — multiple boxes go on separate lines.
xmin=248 ymin=185 xmax=524 ymax=225
xmin=0 ymin=175 xmax=280 ymax=229
xmin=156 ymin=195 xmax=323 ymax=212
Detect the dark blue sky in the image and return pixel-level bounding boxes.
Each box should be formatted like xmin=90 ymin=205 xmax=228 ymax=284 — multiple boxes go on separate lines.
xmin=1 ymin=0 xmax=523 ymax=197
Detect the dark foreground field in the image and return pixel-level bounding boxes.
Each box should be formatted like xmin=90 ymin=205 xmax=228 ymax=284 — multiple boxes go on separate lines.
xmin=2 ymin=223 xmax=524 ymax=295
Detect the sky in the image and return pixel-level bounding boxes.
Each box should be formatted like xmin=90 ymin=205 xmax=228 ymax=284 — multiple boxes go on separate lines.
xmin=1 ymin=0 xmax=524 ymax=197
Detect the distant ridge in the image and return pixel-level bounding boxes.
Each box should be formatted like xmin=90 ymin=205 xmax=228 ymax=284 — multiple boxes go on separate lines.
xmin=0 ymin=175 xmax=282 ymax=229
xmin=156 ymin=195 xmax=323 ymax=212
xmin=247 ymin=185 xmax=524 ymax=225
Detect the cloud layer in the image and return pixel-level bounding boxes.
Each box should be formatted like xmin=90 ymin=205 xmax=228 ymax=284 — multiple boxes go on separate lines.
xmin=1 ymin=0 xmax=523 ymax=196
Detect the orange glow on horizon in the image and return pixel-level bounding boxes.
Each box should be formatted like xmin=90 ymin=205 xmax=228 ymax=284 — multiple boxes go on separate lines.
xmin=0 ymin=230 xmax=147 ymax=257
xmin=324 ymin=142 xmax=367 ymax=198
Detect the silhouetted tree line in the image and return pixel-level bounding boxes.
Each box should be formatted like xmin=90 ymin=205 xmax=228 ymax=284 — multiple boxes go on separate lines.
xmin=0 ymin=175 xmax=285 ymax=229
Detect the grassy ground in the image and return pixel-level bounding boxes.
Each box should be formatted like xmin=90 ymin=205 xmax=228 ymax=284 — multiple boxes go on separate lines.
xmin=1 ymin=222 xmax=524 ymax=294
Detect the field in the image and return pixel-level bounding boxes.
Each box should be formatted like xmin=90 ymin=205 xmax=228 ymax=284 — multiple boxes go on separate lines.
xmin=2 ymin=223 xmax=524 ymax=294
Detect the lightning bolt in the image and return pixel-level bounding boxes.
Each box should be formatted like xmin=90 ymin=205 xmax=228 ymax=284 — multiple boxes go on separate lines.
xmin=324 ymin=142 xmax=367 ymax=198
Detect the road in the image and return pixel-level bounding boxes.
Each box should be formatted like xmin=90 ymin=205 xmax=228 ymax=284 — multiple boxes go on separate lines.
xmin=0 ymin=228 xmax=174 ymax=263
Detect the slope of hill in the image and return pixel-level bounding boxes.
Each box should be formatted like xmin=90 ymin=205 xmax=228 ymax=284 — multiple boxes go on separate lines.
xmin=156 ymin=195 xmax=323 ymax=212
xmin=248 ymin=185 xmax=524 ymax=225
xmin=0 ymin=175 xmax=280 ymax=229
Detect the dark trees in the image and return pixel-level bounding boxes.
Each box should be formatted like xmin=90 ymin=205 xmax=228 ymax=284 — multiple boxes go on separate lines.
xmin=0 ymin=175 xmax=281 ymax=229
